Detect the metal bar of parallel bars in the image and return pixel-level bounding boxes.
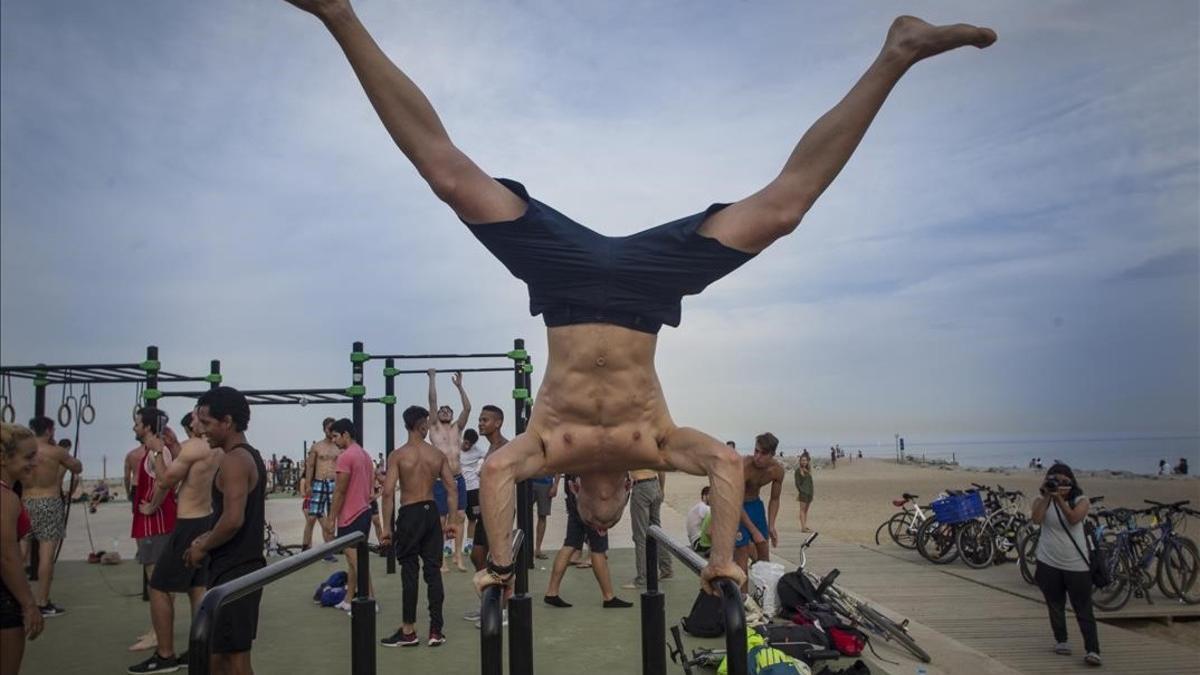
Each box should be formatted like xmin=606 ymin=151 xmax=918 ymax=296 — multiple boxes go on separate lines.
xmin=643 ymin=525 xmax=746 ymax=675
xmin=368 ymin=352 xmax=509 ymax=361
xmin=189 ymin=533 xmax=372 ymax=675
xmin=383 ymin=367 xmax=514 ymax=375
xmin=481 ymin=530 xmax=525 ymax=675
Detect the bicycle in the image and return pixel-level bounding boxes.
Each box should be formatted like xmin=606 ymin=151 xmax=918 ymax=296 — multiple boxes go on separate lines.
xmin=1093 ymin=500 xmax=1200 ymax=611
xmin=956 ymin=485 xmax=1029 ymax=569
xmin=916 ymin=488 xmax=983 ymax=565
xmin=874 ymin=492 xmax=928 ymax=550
xmin=798 ymin=532 xmax=931 ymax=663
xmin=264 ymin=522 xmax=304 ymax=559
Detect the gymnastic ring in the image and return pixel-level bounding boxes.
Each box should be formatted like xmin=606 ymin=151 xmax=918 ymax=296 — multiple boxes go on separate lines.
xmin=58 ymin=401 xmax=72 ymax=427
xmin=80 ymin=399 xmax=96 ymax=425
xmin=0 ymin=402 xmax=14 ymax=424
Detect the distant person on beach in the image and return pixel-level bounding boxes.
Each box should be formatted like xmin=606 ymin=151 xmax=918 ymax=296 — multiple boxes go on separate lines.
xmin=829 ymin=446 xmax=837 ymax=469
xmin=1176 ymin=458 xmax=1189 ymax=476
xmin=1159 ymin=459 xmax=1167 ymax=475
xmin=794 ymin=453 xmax=814 ymax=532
xmin=2 ymin=423 xmax=46 ymax=675
xmin=735 ymin=433 xmax=785 ymax=575
xmin=1031 ymin=462 xmax=1101 ymax=667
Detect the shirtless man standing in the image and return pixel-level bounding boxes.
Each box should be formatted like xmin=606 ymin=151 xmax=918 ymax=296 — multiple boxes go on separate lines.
xmin=379 ymin=406 xmax=458 ymax=648
xmin=303 ymin=418 xmax=340 ymax=552
xmin=20 ymin=416 xmax=81 ymax=618
xmin=282 ymin=0 xmax=995 ymax=593
xmin=426 ymin=370 xmax=470 ymax=572
xmin=734 ymin=433 xmax=785 ymax=575
xmin=128 ymin=411 xmax=224 ymax=674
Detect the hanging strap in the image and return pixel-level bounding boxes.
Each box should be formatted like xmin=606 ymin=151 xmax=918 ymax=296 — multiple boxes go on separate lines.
xmin=1052 ymin=501 xmax=1090 ymax=567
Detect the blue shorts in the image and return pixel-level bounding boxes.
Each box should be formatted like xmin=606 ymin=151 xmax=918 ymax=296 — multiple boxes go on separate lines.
xmin=433 ymin=474 xmax=467 ymax=516
xmin=735 ymin=498 xmax=769 ymax=548
xmin=308 ymin=479 xmax=334 ymax=517
xmin=465 ymin=179 xmax=755 ymax=335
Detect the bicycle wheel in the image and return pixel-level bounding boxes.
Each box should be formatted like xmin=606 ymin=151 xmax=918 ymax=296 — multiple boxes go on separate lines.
xmin=858 ymin=602 xmax=931 ymax=663
xmin=1092 ymin=542 xmax=1132 ymax=612
xmin=917 ymin=517 xmax=959 ymax=564
xmin=994 ymin=514 xmax=1027 ymax=563
xmin=956 ymin=520 xmax=995 ymax=569
xmin=889 ymin=513 xmax=919 ymax=550
xmin=874 ymin=516 xmax=893 ymax=546
xmin=1161 ymin=537 xmax=1200 ymax=603
xmin=1017 ymin=527 xmax=1039 ymax=584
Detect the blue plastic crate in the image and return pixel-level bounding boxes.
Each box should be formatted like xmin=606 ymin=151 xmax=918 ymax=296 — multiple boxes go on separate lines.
xmin=930 ymin=491 xmax=985 ymax=524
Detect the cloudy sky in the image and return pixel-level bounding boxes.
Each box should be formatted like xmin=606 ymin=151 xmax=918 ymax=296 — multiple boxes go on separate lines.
xmin=2 ymin=0 xmax=1197 ymax=472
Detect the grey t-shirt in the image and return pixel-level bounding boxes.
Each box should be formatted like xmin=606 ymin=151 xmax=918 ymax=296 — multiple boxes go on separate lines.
xmin=1035 ymin=496 xmax=1091 ymax=573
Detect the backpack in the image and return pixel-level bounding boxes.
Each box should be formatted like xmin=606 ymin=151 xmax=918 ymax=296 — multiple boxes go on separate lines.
xmin=319 ymin=586 xmax=348 ymax=607
xmin=816 ymin=660 xmax=872 ymax=675
xmin=777 ymin=571 xmax=821 ymax=617
xmin=313 ymin=570 xmax=349 ymax=604
xmin=827 ymin=626 xmax=867 ymax=657
xmin=682 ymin=590 xmax=726 ymax=638
xmin=757 ymin=623 xmax=830 ymax=662
xmin=718 ymin=628 xmax=812 ymax=675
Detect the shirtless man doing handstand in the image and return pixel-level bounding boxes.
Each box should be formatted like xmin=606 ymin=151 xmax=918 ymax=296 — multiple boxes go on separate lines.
xmin=282 ymin=0 xmax=996 ymax=592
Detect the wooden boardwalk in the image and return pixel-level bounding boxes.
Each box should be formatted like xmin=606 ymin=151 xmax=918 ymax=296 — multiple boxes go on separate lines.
xmin=775 ymin=536 xmax=1200 ymax=675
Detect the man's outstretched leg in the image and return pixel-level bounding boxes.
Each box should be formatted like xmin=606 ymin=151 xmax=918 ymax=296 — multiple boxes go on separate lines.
xmin=699 ymin=16 xmax=997 ymax=253
xmin=284 ymin=0 xmax=525 ymax=225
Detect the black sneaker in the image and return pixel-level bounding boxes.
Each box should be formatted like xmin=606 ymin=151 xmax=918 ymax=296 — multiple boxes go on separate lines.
xmin=39 ymin=603 xmax=66 ymax=618
xmin=128 ymin=652 xmax=181 ymax=674
xmin=177 ymin=651 xmax=188 ymax=668
xmin=381 ymin=630 xmax=420 ymax=647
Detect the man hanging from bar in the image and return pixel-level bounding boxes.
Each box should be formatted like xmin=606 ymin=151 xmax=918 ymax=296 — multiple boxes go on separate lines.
xmin=281 ymin=0 xmax=997 ymax=593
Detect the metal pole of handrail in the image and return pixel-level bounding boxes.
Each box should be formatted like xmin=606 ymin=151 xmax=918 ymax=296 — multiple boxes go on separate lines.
xmin=645 ymin=526 xmax=746 ymax=675
xmin=351 ymin=540 xmax=376 ymax=675
xmin=188 ymin=532 xmax=366 ymax=675
xmin=641 ymin=535 xmax=666 ymax=674
xmin=480 ymin=529 xmax=524 ymax=675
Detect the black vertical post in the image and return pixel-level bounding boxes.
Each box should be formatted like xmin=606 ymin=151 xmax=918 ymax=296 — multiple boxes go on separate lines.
xmin=27 ymin=367 xmax=48 ymax=580
xmin=384 ymin=358 xmax=397 ymax=575
xmin=351 ymin=342 xmax=365 ymax=444
xmin=641 ymin=536 xmax=665 ymax=674
xmin=509 ymin=338 xmax=533 ymax=675
xmin=350 ymin=540 xmax=376 ymax=675
xmin=142 ymin=346 xmax=159 ymax=602
xmin=208 ymin=360 xmax=221 ymax=391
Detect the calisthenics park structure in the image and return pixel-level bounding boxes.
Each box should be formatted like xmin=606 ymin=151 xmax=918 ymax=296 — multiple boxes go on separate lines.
xmin=0 ymin=345 xmax=222 ymax=593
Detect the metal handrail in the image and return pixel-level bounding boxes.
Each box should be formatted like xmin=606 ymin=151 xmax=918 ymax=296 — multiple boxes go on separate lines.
xmin=480 ymin=529 xmax=525 ymax=675
xmin=188 ymin=532 xmax=373 ymax=675
xmin=643 ymin=525 xmax=746 ymax=675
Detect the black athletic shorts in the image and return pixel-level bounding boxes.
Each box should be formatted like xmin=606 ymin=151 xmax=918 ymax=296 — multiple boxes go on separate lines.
xmin=338 ymin=509 xmax=372 ymax=540
xmin=564 ymin=496 xmax=608 ymax=554
xmin=0 ymin=579 xmax=21 ymax=630
xmin=465 ymin=179 xmax=756 ymax=335
xmin=150 ymin=516 xmax=211 ymax=593
xmin=466 ymin=489 xmax=481 ymax=521
xmin=209 ymin=560 xmax=265 ymax=654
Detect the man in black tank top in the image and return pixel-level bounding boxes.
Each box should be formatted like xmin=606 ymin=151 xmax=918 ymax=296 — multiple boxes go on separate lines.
xmin=184 ymin=387 xmax=266 ymax=674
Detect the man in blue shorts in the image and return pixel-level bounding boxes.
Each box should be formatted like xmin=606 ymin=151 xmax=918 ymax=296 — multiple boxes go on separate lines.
xmin=734 ymin=434 xmax=785 ymax=580
xmin=283 ymin=0 xmax=996 ymax=595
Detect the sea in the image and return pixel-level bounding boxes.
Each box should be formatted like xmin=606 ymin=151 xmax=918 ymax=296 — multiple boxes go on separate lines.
xmin=771 ymin=433 xmax=1200 ymax=475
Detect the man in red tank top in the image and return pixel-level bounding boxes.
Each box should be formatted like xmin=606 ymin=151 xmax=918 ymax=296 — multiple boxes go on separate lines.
xmin=125 ymin=409 xmax=178 ymax=652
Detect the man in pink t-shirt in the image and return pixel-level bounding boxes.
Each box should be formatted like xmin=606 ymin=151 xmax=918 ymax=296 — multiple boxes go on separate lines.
xmin=329 ymin=418 xmax=376 ymax=610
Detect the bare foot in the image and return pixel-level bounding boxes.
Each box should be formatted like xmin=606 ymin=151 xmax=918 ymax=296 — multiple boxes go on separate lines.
xmin=456 ymin=562 xmax=470 ymax=573
xmin=885 ymin=16 xmax=997 ymax=66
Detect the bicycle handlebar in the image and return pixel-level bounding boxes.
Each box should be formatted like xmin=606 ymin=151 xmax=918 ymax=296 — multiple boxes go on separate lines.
xmin=1144 ymin=499 xmax=1191 ymax=509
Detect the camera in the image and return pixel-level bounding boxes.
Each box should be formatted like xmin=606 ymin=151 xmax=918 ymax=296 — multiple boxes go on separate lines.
xmin=1043 ymin=477 xmax=1066 ymax=492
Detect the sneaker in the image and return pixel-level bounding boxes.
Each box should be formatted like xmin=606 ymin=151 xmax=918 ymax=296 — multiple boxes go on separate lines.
xmin=1084 ymin=652 xmax=1102 ymax=667
xmin=427 ymin=630 xmax=446 ymax=647
xmin=443 ymin=544 xmax=453 ymax=557
xmin=40 ymin=604 xmax=66 ymax=618
xmin=335 ymin=600 xmax=352 ymax=612
xmin=474 ymin=610 xmax=508 ymax=629
xmin=620 ymin=582 xmax=643 ymax=591
xmin=603 ymin=597 xmax=633 ymax=608
xmin=380 ymin=630 xmax=419 ymax=648
xmin=1054 ymin=643 xmax=1072 ymax=656
xmin=463 ymin=608 xmax=481 ymax=622
xmin=323 ymin=554 xmax=338 ymax=563
xmin=177 ymin=651 xmax=188 ymax=668
xmin=127 ymin=652 xmax=181 ymax=674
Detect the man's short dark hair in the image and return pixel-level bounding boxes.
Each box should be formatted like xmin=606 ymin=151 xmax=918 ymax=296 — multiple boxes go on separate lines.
xmin=481 ymin=404 xmax=504 ymax=420
xmin=330 ymin=418 xmax=355 ymax=437
xmin=181 ymin=412 xmax=194 ymax=430
xmin=725 ymin=440 xmax=736 ymax=448
xmin=57 ymin=439 xmax=72 ymax=449
xmin=463 ymin=428 xmax=479 ymax=444
xmin=403 ymin=405 xmax=429 ymax=431
xmin=701 ymin=486 xmax=710 ymax=498
xmin=28 ymin=416 xmax=54 ymax=437
xmin=755 ymin=433 xmax=779 ymax=455
xmin=138 ymin=408 xmax=169 ymax=436
xmin=198 ymin=386 xmax=251 ymax=432
xmin=322 ymin=417 xmax=336 ymax=429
